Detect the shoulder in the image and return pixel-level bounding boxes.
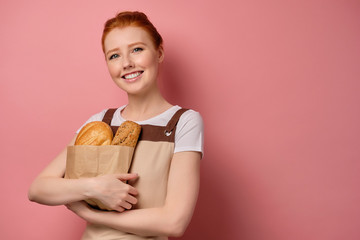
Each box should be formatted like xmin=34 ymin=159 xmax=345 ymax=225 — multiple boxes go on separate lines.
xmin=175 ymin=108 xmax=204 ymax=138
xmin=174 ymin=108 xmax=204 ymax=156
xmin=76 ymin=106 xmax=125 ymax=133
xmin=86 ymin=109 xmax=108 ymax=121
xmin=178 ymin=109 xmax=204 ymax=129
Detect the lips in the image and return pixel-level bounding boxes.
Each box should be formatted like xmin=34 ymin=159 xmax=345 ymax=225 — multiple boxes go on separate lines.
xmin=122 ymin=71 xmax=143 ymax=80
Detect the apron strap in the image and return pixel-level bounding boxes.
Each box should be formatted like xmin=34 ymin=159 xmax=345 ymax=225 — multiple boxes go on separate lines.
xmin=102 ymin=107 xmax=189 ymax=139
xmin=165 ymin=108 xmax=189 ymax=135
xmin=102 ymin=108 xmax=117 ymax=125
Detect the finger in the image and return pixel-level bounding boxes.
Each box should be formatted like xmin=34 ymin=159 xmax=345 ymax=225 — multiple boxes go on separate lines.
xmin=127 ymin=185 xmax=138 ymax=196
xmin=114 ymin=206 xmax=125 ymax=213
xmin=120 ymin=201 xmax=132 ymax=210
xmin=125 ymin=194 xmax=138 ymax=205
xmin=116 ymin=173 xmax=139 ymax=181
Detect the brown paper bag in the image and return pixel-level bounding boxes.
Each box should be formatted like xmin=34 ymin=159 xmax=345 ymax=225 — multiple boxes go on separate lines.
xmin=65 ymin=145 xmax=134 ymax=210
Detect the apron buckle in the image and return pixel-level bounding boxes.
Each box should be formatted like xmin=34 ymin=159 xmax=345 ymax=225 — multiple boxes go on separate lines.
xmin=164 ymin=130 xmax=172 ymax=136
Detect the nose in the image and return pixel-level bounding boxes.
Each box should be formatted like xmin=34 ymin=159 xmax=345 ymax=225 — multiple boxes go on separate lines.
xmin=122 ymin=54 xmax=134 ymax=70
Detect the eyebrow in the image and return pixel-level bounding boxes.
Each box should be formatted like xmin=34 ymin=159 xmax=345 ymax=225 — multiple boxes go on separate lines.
xmin=106 ymin=42 xmax=147 ymax=56
xmin=106 ymin=48 xmax=120 ymax=56
xmin=129 ymin=41 xmax=147 ymax=47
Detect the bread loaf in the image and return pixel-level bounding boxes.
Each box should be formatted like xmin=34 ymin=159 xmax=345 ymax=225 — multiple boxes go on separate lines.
xmin=75 ymin=121 xmax=113 ymax=146
xmin=111 ymin=121 xmax=141 ymax=147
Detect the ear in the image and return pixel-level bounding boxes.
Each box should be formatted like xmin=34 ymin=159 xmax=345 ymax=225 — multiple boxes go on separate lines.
xmin=158 ymin=45 xmax=164 ymax=63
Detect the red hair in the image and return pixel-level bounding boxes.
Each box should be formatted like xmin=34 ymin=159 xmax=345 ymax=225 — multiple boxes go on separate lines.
xmin=101 ymin=11 xmax=163 ymax=53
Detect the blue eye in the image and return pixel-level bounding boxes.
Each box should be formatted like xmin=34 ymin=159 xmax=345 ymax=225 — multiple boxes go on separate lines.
xmin=133 ymin=47 xmax=143 ymax=53
xmin=109 ymin=54 xmax=119 ymax=60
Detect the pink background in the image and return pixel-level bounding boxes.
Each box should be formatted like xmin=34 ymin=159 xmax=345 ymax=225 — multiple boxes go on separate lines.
xmin=1 ymin=0 xmax=360 ymax=239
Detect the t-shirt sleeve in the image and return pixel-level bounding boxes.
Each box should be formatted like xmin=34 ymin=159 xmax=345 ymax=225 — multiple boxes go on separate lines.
xmin=174 ymin=110 xmax=204 ymax=157
xmin=75 ymin=109 xmax=107 ymax=134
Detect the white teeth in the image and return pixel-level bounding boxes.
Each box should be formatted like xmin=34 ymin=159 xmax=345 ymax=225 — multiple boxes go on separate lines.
xmin=124 ymin=72 xmax=141 ymax=79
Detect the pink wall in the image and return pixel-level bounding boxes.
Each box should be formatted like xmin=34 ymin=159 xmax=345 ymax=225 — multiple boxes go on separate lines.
xmin=1 ymin=0 xmax=360 ymax=239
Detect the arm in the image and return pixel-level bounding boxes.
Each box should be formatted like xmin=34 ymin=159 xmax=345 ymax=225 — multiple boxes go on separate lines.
xmin=28 ymin=135 xmax=138 ymax=212
xmin=67 ymin=151 xmax=201 ymax=237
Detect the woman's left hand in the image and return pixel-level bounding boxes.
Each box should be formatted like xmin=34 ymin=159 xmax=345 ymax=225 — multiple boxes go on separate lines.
xmin=66 ymin=201 xmax=93 ymax=220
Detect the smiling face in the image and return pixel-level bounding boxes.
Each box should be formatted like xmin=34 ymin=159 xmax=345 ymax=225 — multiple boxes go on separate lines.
xmin=104 ymin=26 xmax=164 ymax=96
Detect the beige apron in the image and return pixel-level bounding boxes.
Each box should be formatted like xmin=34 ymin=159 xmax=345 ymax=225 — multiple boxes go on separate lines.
xmin=82 ymin=108 xmax=188 ymax=240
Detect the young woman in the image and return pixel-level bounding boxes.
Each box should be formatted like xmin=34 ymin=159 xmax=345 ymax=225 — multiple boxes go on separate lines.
xmin=28 ymin=11 xmax=203 ymax=239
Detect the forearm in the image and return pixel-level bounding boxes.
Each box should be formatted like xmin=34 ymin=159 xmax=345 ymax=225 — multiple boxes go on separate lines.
xmin=28 ymin=177 xmax=93 ymax=205
xmin=85 ymin=206 xmax=185 ymax=237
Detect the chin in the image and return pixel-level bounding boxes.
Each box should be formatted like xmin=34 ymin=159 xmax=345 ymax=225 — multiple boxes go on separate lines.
xmin=118 ymin=83 xmax=155 ymax=95
xmin=117 ymin=84 xmax=149 ymax=96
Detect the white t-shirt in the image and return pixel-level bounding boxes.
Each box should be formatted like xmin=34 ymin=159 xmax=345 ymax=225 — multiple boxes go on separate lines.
xmin=77 ymin=105 xmax=204 ymax=156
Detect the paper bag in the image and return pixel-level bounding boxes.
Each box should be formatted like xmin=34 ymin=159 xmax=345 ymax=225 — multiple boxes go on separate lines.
xmin=65 ymin=145 xmax=135 ymax=210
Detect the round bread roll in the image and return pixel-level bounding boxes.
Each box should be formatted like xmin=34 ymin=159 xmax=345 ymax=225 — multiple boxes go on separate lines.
xmin=75 ymin=121 xmax=113 ymax=146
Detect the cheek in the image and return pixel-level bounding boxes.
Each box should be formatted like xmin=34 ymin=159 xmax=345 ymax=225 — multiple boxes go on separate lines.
xmin=138 ymin=53 xmax=158 ymax=69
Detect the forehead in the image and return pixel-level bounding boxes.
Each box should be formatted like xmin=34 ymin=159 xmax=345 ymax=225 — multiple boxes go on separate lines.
xmin=104 ymin=26 xmax=153 ymax=51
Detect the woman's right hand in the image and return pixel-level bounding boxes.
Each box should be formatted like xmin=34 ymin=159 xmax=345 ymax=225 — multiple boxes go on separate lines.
xmin=90 ymin=173 xmax=139 ymax=212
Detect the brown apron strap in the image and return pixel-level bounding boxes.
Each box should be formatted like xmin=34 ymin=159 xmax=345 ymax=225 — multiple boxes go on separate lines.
xmin=165 ymin=108 xmax=189 ymax=134
xmin=102 ymin=108 xmax=117 ymax=126
xmin=101 ymin=107 xmax=188 ymax=141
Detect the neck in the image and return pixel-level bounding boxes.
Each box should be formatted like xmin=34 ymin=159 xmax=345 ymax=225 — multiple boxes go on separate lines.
xmin=123 ymin=86 xmax=172 ymax=121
